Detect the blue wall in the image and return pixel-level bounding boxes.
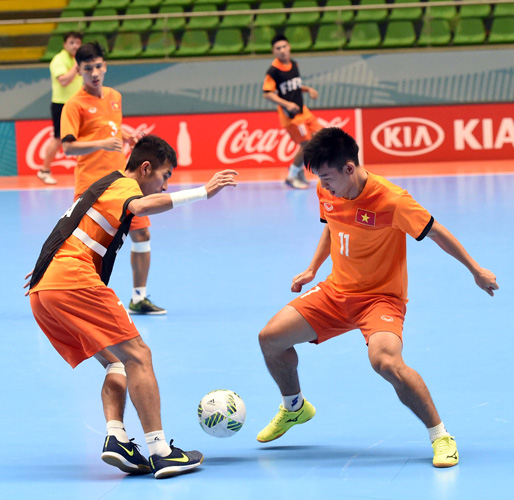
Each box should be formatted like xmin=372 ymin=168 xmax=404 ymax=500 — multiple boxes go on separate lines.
xmin=1 ymin=48 xmax=513 ymax=121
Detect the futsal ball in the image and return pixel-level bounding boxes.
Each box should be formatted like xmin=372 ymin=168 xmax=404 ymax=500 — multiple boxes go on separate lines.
xmin=197 ymin=389 xmax=246 ymax=438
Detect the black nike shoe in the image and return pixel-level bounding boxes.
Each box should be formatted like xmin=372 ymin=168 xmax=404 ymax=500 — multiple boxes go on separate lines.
xmin=101 ymin=435 xmax=151 ymax=475
xmin=149 ymin=440 xmax=204 ymax=479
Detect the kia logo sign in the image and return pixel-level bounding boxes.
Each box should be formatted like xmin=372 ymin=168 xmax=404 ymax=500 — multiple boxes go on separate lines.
xmin=371 ymin=117 xmax=445 ymax=157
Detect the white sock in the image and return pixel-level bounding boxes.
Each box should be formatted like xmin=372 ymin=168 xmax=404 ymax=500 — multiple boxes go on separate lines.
xmin=132 ymin=287 xmax=147 ymax=304
xmin=106 ymin=420 xmax=129 ymax=443
xmin=145 ymin=430 xmax=172 ymax=457
xmin=282 ymin=392 xmax=304 ymax=412
xmin=428 ymin=422 xmax=450 ymax=443
xmin=288 ymin=164 xmax=303 ymax=177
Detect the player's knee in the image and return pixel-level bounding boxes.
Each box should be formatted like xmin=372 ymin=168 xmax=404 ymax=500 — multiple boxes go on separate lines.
xmin=130 ymin=228 xmax=150 ymax=242
xmin=259 ymin=325 xmax=276 ymax=350
xmin=106 ymin=361 xmax=126 ymax=377
xmin=258 ymin=323 xmax=287 ymax=353
xmin=371 ymin=355 xmax=402 ymax=380
xmin=124 ymin=341 xmax=153 ymax=372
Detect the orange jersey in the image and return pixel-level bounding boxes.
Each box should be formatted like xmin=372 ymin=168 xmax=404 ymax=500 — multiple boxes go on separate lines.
xmin=61 ymin=87 xmax=125 ymax=197
xmin=31 ymin=174 xmax=143 ymax=292
xmin=317 ymin=172 xmax=433 ymax=301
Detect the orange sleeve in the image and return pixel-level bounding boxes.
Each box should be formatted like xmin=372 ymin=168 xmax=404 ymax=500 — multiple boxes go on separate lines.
xmin=317 ymin=181 xmax=327 ymax=221
xmin=61 ymin=98 xmax=81 ymax=141
xmin=263 ymin=74 xmax=277 ymax=92
xmin=101 ymin=177 xmax=143 ymax=222
xmin=392 ymin=193 xmax=432 ymax=240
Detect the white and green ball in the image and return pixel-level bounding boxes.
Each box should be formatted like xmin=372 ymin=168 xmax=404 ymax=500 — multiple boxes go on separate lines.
xmin=197 ymin=389 xmax=246 ymax=438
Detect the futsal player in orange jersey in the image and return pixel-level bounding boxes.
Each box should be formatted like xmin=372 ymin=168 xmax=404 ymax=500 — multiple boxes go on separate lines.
xmin=256 ymin=127 xmax=499 ymax=467
xmin=263 ymin=34 xmax=322 ymax=190
xmin=61 ymin=42 xmax=164 ymax=315
xmin=26 ymin=135 xmax=238 ymax=478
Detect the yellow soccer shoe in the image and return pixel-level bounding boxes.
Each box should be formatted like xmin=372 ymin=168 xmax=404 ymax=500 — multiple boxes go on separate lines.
xmin=432 ymin=436 xmax=459 ymax=468
xmin=257 ymin=400 xmax=316 ymax=443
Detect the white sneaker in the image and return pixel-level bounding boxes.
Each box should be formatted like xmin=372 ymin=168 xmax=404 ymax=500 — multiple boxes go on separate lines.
xmin=297 ymin=169 xmax=310 ymax=186
xmin=37 ymin=170 xmax=57 ymax=185
xmin=285 ymin=176 xmax=309 ymax=189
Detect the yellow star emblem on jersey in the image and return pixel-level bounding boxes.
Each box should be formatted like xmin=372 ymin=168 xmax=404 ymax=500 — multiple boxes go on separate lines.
xmin=361 ymin=213 xmax=370 ymax=223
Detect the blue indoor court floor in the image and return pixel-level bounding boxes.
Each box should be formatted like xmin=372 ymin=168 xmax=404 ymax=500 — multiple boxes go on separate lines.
xmin=1 ymin=171 xmax=513 ymax=500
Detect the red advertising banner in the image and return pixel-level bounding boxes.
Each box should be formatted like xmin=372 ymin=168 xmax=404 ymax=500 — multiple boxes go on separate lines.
xmin=15 ymin=109 xmax=355 ymax=175
xmin=361 ymin=103 xmax=514 ymax=164
xmin=15 ymin=103 xmax=513 ymax=175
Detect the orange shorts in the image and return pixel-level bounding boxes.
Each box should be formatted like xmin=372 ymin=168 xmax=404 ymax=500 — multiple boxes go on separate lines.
xmin=289 ymin=281 xmax=406 ymax=344
xmin=30 ymin=287 xmax=140 ymax=368
xmin=130 ymin=215 xmax=150 ymax=231
xmin=285 ymin=113 xmax=322 ymax=144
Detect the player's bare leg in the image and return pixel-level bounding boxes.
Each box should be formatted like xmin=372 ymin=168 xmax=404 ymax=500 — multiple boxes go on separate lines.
xmin=128 ymin=228 xmax=166 ymax=315
xmin=106 ymin=336 xmax=162 ymax=433
xmin=368 ymin=331 xmax=458 ymax=467
xmin=96 ymin=348 xmax=152 ymax=474
xmin=286 ymin=143 xmax=309 ymax=189
xmin=259 ymin=305 xmax=317 ymax=394
xmin=257 ymin=305 xmax=317 ymax=442
xmin=106 ymin=336 xmax=203 ymax=476
xmin=368 ymin=331 xmax=441 ymax=427
xmin=129 ymin=228 xmax=151 ymax=289
xmin=95 ymin=349 xmax=127 ymax=423
xmin=38 ymin=137 xmax=60 ymax=184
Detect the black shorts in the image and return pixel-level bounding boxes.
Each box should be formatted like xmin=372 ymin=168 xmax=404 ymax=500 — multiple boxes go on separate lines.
xmin=51 ymin=102 xmax=65 ymax=139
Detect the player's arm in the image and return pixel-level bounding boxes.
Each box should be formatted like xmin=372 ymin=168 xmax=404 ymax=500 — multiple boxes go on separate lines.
xmin=291 ymin=224 xmax=331 ymax=293
xmin=51 ymin=56 xmax=79 ymax=87
xmin=56 ymin=64 xmax=79 ymax=87
xmin=427 ymin=220 xmax=499 ymax=296
xmin=263 ymin=90 xmax=300 ymax=114
xmin=263 ymin=74 xmax=300 ymax=114
xmin=127 ymin=170 xmax=238 ymax=217
xmin=60 ymin=100 xmax=123 ymax=156
xmin=61 ymin=136 xmax=123 ymax=156
xmin=122 ymin=128 xmax=144 ymax=148
xmin=301 ymin=85 xmax=318 ymax=100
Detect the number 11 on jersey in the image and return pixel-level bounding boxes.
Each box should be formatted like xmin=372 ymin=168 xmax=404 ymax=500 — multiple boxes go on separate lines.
xmin=339 ymin=232 xmax=350 ymax=256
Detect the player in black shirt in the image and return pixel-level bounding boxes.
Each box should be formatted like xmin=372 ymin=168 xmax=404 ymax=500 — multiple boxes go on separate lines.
xmin=263 ymin=35 xmax=322 ymax=189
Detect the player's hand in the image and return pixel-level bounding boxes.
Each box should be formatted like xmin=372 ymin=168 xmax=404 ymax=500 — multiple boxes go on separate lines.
xmin=103 ymin=137 xmax=123 ymax=152
xmin=473 ymin=267 xmax=499 ymax=296
xmin=308 ymin=88 xmax=318 ymax=100
xmin=125 ymin=131 xmax=144 ymax=148
xmin=23 ymin=270 xmax=33 ymax=297
xmin=284 ymin=102 xmax=300 ymax=114
xmin=205 ymin=170 xmax=238 ymax=199
xmin=291 ymin=269 xmax=316 ymax=293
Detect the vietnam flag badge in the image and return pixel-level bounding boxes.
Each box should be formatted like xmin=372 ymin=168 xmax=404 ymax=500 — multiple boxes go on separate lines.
xmin=111 ymin=101 xmax=120 ymax=111
xmin=356 ymin=208 xmax=376 ymax=227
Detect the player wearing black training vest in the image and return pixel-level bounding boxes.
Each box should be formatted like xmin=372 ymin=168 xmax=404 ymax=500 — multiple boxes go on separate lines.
xmin=263 ymin=35 xmax=322 ymax=189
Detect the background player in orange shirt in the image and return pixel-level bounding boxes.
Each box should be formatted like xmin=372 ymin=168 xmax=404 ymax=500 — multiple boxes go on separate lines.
xmin=26 ymin=135 xmax=238 ymax=479
xmin=60 ymin=42 xmax=164 ymax=315
xmin=263 ymin=35 xmax=322 ymax=190
xmin=256 ymin=128 xmax=499 ymax=468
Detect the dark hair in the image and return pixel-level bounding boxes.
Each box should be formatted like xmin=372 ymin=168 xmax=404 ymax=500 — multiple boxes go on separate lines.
xmin=271 ymin=34 xmax=288 ymax=47
xmin=63 ymin=31 xmax=83 ymax=42
xmin=304 ymin=128 xmax=360 ymax=173
xmin=125 ymin=135 xmax=177 ymax=172
xmin=75 ymin=41 xmax=104 ymax=65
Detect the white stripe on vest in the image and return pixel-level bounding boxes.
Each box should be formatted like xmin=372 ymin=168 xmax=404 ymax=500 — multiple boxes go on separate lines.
xmin=72 ymin=227 xmax=108 ymax=257
xmin=86 ymin=207 xmax=117 ymax=236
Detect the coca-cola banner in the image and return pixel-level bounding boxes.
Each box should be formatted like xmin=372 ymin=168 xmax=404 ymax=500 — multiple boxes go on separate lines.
xmin=15 ymin=103 xmax=513 ymax=175
xmin=15 ymin=109 xmax=355 ymax=175
xmin=362 ymin=103 xmax=514 ymax=164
